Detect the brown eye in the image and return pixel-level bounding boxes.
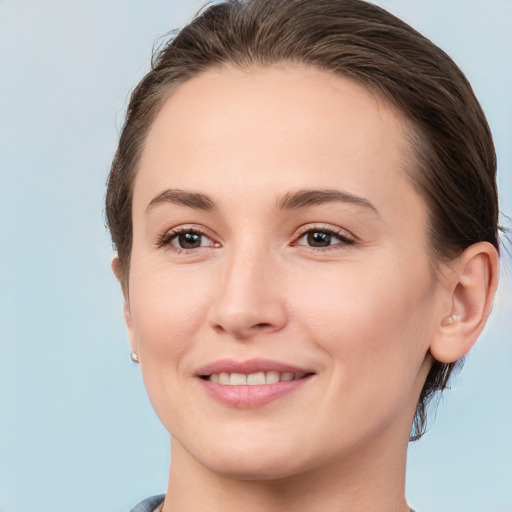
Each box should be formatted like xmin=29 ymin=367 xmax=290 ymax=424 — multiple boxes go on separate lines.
xmin=307 ymin=231 xmax=332 ymax=247
xmin=295 ymin=228 xmax=354 ymax=249
xmin=170 ymin=231 xmax=210 ymax=249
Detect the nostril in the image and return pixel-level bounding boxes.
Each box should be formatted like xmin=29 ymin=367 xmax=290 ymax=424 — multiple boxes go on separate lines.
xmin=253 ymin=322 xmax=272 ymax=329
xmin=209 ymin=298 xmax=288 ymax=338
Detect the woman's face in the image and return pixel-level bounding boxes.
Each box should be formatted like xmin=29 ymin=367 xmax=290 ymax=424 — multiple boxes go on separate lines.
xmin=124 ymin=64 xmax=442 ymax=478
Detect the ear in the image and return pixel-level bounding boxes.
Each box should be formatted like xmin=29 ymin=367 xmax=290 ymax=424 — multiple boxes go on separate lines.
xmin=111 ymin=253 xmax=123 ymax=282
xmin=430 ymin=242 xmax=499 ymax=363
xmin=111 ymin=255 xmax=137 ymax=353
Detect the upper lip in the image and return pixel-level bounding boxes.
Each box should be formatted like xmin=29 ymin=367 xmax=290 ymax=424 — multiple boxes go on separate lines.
xmin=196 ymin=358 xmax=314 ymax=377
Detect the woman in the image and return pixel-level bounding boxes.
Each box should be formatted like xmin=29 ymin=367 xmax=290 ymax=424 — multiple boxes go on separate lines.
xmin=106 ymin=0 xmax=500 ymax=510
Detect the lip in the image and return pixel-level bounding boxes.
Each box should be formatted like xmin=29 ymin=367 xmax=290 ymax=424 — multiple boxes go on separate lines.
xmin=196 ymin=358 xmax=313 ymax=376
xmin=196 ymin=358 xmax=315 ymax=408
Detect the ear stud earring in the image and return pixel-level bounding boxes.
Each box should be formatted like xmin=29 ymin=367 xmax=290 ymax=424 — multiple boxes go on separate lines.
xmin=445 ymin=314 xmax=461 ymax=324
xmin=130 ymin=351 xmax=139 ymax=363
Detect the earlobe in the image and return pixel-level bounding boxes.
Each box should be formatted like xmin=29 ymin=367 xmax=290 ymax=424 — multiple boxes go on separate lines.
xmin=121 ymin=296 xmax=140 ymax=361
xmin=430 ymin=242 xmax=499 ymax=363
xmin=111 ymin=255 xmax=138 ymax=356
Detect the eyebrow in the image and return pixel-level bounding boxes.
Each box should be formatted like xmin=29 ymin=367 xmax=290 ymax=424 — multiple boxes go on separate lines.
xmin=146 ymin=189 xmax=216 ymax=213
xmin=276 ymin=189 xmax=378 ymax=213
xmin=145 ymin=187 xmax=378 ymax=215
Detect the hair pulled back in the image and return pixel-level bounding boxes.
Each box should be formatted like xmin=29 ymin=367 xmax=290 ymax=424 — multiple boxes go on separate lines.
xmin=106 ymin=0 xmax=499 ymax=440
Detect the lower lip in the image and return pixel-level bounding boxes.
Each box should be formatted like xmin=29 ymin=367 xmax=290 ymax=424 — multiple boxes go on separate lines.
xmin=199 ymin=376 xmax=313 ymax=408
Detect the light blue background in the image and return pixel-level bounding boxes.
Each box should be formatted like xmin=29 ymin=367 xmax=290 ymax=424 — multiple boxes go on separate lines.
xmin=0 ymin=1 xmax=510 ymax=511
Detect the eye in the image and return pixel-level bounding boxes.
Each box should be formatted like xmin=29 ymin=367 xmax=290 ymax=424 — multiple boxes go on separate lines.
xmin=171 ymin=231 xmax=210 ymax=249
xmin=157 ymin=227 xmax=219 ymax=252
xmin=295 ymin=228 xmax=354 ymax=249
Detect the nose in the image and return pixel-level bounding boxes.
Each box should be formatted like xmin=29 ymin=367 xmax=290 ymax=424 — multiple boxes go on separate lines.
xmin=208 ymin=245 xmax=288 ymax=340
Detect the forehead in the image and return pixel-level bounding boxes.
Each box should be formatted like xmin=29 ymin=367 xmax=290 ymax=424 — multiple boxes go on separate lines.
xmin=135 ymin=64 xmax=424 ymax=228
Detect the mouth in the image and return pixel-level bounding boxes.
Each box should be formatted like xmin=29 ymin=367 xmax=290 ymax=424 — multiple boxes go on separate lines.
xmin=196 ymin=359 xmax=315 ymax=408
xmin=200 ymin=371 xmax=311 ymax=385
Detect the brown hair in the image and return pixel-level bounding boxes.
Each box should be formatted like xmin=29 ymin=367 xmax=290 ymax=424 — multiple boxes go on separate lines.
xmin=106 ymin=0 xmax=499 ymax=440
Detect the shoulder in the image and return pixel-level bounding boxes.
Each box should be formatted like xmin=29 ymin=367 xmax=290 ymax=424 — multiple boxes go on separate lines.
xmin=128 ymin=494 xmax=165 ymax=512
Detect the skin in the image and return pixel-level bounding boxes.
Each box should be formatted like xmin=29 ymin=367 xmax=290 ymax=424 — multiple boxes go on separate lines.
xmin=113 ymin=64 xmax=498 ymax=512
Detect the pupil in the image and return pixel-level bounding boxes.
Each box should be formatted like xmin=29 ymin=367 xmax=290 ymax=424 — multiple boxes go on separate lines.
xmin=179 ymin=232 xmax=201 ymax=248
xmin=307 ymin=231 xmax=331 ymax=247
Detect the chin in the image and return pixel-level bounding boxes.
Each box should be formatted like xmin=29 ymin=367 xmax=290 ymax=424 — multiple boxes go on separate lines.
xmin=179 ymin=430 xmax=315 ymax=481
xmin=205 ymin=454 xmax=307 ymax=481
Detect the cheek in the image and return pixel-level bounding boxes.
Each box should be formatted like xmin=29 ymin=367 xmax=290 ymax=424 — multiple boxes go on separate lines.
xmin=128 ymin=262 xmax=212 ymax=366
xmin=290 ymin=260 xmax=434 ymax=386
xmin=286 ymin=263 xmax=435 ymax=444
xmin=127 ymin=262 xmax=217 ymax=431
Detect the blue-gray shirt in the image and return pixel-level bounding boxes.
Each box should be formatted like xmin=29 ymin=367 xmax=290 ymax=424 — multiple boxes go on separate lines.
xmin=128 ymin=494 xmax=418 ymax=511
xmin=130 ymin=494 xmax=420 ymax=512
xmin=129 ymin=494 xmax=165 ymax=512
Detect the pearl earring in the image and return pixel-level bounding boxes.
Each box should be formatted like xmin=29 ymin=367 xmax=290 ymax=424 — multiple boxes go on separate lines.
xmin=130 ymin=351 xmax=139 ymax=363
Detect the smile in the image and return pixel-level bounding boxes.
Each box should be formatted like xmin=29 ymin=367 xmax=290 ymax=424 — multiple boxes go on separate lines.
xmin=196 ymin=359 xmax=315 ymax=408
xmin=203 ymin=371 xmax=308 ymax=385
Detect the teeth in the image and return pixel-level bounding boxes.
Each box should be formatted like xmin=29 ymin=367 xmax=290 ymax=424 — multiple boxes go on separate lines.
xmin=266 ymin=371 xmax=280 ymax=384
xmin=206 ymin=371 xmax=305 ymax=385
xmin=230 ymin=373 xmax=247 ymax=385
xmin=247 ymin=372 xmax=266 ymax=385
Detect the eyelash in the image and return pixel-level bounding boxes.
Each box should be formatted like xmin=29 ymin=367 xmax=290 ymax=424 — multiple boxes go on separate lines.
xmin=156 ymin=225 xmax=356 ymax=253
xmin=292 ymin=225 xmax=356 ymax=251
xmin=156 ymin=226 xmax=219 ymax=253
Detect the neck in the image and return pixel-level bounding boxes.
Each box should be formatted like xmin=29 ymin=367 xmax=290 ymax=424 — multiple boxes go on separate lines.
xmin=163 ymin=427 xmax=411 ymax=512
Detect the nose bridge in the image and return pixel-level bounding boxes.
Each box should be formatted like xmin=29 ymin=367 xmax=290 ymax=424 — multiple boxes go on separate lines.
xmin=209 ymin=237 xmax=287 ymax=338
